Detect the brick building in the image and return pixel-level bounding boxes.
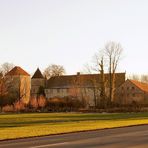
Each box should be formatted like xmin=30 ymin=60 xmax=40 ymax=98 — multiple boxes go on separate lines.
xmin=115 ymin=79 xmax=148 ymax=105
xmin=6 ymin=66 xmax=31 ymax=104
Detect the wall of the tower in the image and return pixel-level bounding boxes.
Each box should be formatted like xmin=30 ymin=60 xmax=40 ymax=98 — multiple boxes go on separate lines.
xmin=6 ymin=75 xmax=31 ymax=104
xmin=31 ymin=78 xmax=45 ymax=97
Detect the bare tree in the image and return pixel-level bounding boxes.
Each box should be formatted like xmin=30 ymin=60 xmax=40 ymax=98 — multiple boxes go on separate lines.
xmin=0 ymin=63 xmax=14 ymax=104
xmin=83 ymin=63 xmax=93 ymax=74
xmin=127 ymin=74 xmax=140 ymax=81
xmin=127 ymin=74 xmax=148 ymax=83
xmin=83 ymin=54 xmax=106 ymax=108
xmin=140 ymin=75 xmax=148 ymax=83
xmin=0 ymin=77 xmax=9 ymax=97
xmin=0 ymin=62 xmax=14 ymax=101
xmin=83 ymin=42 xmax=123 ymax=107
xmin=0 ymin=76 xmax=15 ymax=106
xmin=69 ymin=76 xmax=90 ymax=108
xmin=99 ymin=58 xmax=107 ymax=108
xmin=43 ymin=64 xmax=66 ymax=79
xmin=104 ymin=41 xmax=123 ymax=103
xmin=0 ymin=62 xmax=14 ymax=76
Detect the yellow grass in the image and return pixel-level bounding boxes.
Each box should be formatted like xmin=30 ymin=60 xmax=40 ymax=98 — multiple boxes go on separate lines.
xmin=0 ymin=112 xmax=148 ymax=140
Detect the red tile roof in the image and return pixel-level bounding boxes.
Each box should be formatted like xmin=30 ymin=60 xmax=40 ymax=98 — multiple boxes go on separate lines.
xmin=6 ymin=66 xmax=30 ymax=76
xmin=130 ymin=79 xmax=148 ymax=93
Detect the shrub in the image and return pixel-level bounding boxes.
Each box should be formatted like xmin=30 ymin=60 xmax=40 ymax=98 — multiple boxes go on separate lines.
xmin=29 ymin=97 xmax=38 ymax=109
xmin=0 ymin=95 xmax=17 ymax=107
xmin=47 ymin=96 xmax=84 ymax=112
xmin=14 ymin=101 xmax=25 ymax=112
xmin=38 ymin=95 xmax=46 ymax=108
xmin=2 ymin=105 xmax=14 ymax=112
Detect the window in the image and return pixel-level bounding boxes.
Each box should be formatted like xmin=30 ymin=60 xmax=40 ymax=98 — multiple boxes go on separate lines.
xmin=132 ymin=86 xmax=135 ymax=90
xmin=57 ymin=89 xmax=60 ymax=93
xmin=133 ymin=93 xmax=135 ymax=97
xmin=50 ymin=89 xmax=53 ymax=93
xmin=67 ymin=88 xmax=70 ymax=93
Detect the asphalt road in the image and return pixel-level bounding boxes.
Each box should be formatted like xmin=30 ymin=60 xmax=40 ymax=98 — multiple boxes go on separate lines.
xmin=0 ymin=125 xmax=148 ymax=148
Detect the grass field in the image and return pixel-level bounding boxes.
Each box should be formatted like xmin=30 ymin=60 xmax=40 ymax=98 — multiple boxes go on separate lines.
xmin=0 ymin=112 xmax=148 ymax=140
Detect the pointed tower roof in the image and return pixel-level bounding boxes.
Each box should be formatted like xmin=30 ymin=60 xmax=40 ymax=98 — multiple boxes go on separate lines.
xmin=32 ymin=68 xmax=44 ymax=79
xmin=6 ymin=66 xmax=30 ymax=76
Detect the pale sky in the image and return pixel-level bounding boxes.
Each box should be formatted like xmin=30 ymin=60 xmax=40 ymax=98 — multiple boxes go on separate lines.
xmin=0 ymin=0 xmax=148 ymax=75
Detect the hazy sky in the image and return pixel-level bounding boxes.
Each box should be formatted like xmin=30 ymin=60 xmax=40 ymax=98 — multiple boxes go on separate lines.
xmin=0 ymin=0 xmax=148 ymax=75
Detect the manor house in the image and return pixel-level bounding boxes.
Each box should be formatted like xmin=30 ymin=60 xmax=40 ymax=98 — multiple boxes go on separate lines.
xmin=31 ymin=68 xmax=126 ymax=107
xmin=6 ymin=66 xmax=126 ymax=107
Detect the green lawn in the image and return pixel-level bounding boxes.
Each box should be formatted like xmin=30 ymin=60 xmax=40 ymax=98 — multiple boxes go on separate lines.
xmin=0 ymin=112 xmax=148 ymax=140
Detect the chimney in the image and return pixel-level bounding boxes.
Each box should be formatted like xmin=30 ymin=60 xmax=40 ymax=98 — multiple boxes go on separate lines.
xmin=77 ymin=72 xmax=80 ymax=75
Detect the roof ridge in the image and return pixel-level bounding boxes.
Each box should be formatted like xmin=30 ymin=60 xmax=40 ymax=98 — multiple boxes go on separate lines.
xmin=47 ymin=73 xmax=125 ymax=89
xmin=52 ymin=72 xmax=126 ymax=77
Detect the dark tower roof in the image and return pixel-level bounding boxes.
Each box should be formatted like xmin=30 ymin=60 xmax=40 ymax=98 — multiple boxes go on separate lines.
xmin=6 ymin=66 xmax=30 ymax=76
xmin=32 ymin=68 xmax=44 ymax=79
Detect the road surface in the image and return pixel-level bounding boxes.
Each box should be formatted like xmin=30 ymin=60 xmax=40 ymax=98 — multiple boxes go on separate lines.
xmin=0 ymin=125 xmax=148 ymax=148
